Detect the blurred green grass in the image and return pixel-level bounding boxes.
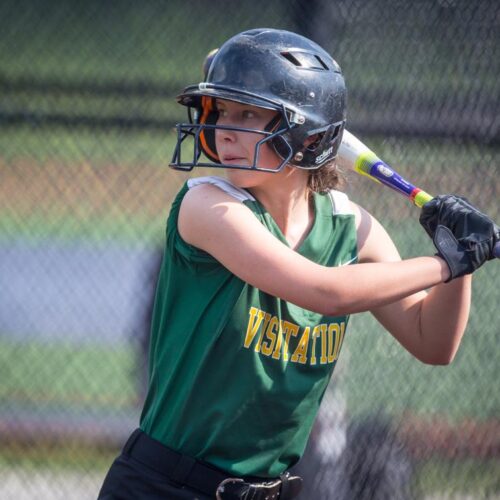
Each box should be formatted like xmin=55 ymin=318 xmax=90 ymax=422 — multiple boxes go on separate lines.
xmin=0 ymin=339 xmax=137 ymax=410
xmin=0 ymin=1 xmax=287 ymax=84
xmin=415 ymin=458 xmax=500 ymax=498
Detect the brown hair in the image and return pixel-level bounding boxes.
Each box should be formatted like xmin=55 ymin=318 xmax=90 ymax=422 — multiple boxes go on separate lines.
xmin=307 ymin=160 xmax=346 ymax=194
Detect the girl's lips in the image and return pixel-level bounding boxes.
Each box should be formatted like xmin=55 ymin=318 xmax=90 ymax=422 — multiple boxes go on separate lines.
xmin=223 ymin=156 xmax=246 ymax=163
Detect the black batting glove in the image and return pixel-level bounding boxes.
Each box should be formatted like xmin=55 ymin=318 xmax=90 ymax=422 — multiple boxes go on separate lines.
xmin=419 ymin=195 xmax=500 ymax=281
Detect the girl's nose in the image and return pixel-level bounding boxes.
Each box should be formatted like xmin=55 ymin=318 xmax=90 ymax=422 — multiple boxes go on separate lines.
xmin=216 ymin=125 xmax=237 ymax=143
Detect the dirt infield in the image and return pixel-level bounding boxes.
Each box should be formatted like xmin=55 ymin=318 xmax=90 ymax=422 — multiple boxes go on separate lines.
xmin=0 ymin=159 xmax=185 ymax=222
xmin=1 ymin=157 xmax=497 ymax=229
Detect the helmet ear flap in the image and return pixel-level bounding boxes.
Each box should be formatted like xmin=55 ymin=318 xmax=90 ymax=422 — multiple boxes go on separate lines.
xmin=275 ymin=120 xmax=345 ymax=169
xmin=319 ymin=120 xmax=345 ymax=159
xmin=198 ymin=97 xmax=219 ymax=162
xmin=270 ymin=135 xmax=292 ymax=162
xmin=265 ymin=113 xmax=293 ymax=163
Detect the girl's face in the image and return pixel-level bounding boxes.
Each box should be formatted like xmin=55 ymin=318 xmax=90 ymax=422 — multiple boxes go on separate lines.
xmin=214 ymin=99 xmax=282 ymax=186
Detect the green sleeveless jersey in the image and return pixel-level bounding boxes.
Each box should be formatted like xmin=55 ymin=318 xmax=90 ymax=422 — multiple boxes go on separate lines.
xmin=140 ymin=176 xmax=358 ymax=478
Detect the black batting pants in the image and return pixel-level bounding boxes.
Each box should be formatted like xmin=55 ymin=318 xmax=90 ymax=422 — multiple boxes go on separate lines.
xmin=98 ymin=453 xmax=212 ymax=500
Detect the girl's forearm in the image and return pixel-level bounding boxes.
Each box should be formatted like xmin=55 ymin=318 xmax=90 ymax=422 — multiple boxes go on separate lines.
xmin=416 ymin=275 xmax=472 ymax=364
xmin=316 ymin=256 xmax=450 ymax=316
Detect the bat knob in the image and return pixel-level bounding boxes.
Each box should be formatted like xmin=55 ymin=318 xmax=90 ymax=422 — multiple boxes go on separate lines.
xmin=494 ymin=242 xmax=500 ymax=259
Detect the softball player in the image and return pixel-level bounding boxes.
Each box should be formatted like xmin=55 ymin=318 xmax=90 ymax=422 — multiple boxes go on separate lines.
xmin=98 ymin=28 xmax=499 ymax=499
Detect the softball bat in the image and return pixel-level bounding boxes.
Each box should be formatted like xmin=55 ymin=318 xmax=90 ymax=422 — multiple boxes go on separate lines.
xmin=337 ymin=130 xmax=500 ymax=258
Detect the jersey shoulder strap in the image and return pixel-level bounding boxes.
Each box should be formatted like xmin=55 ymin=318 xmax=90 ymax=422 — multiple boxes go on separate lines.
xmin=327 ymin=189 xmax=353 ymax=215
xmin=187 ymin=176 xmax=255 ymax=202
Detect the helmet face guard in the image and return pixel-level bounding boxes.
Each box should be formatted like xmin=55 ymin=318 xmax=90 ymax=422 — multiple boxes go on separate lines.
xmin=170 ymin=84 xmax=300 ymax=172
xmin=170 ymin=121 xmax=294 ymax=173
xmin=169 ymin=29 xmax=347 ymax=173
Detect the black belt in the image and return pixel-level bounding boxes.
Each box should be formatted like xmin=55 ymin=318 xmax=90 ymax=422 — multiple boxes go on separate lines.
xmin=122 ymin=429 xmax=302 ymax=499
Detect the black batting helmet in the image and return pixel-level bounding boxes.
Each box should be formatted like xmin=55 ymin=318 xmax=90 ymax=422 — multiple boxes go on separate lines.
xmin=170 ymin=28 xmax=347 ymax=172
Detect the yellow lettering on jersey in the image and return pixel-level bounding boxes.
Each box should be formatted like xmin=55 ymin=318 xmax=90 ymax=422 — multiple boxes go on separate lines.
xmin=309 ymin=325 xmax=321 ymax=365
xmin=327 ymin=323 xmax=339 ymax=363
xmin=291 ymin=326 xmax=310 ymax=364
xmin=271 ymin=320 xmax=284 ymax=360
xmin=281 ymin=321 xmax=300 ymax=361
xmin=319 ymin=324 xmax=328 ymax=364
xmin=243 ymin=307 xmax=346 ymax=366
xmin=255 ymin=312 xmax=271 ymax=353
xmin=243 ymin=307 xmax=263 ymax=348
xmin=260 ymin=316 xmax=279 ymax=356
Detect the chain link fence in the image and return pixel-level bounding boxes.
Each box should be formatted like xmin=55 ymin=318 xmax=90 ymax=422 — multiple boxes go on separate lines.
xmin=1 ymin=0 xmax=499 ymax=498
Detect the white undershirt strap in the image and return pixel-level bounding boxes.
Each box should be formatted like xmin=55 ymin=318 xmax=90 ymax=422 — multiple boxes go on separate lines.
xmin=328 ymin=190 xmax=353 ymax=215
xmin=187 ymin=176 xmax=255 ymax=202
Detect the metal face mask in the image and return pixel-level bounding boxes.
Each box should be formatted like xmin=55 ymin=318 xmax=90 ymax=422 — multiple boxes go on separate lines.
xmin=170 ymin=88 xmax=302 ymax=172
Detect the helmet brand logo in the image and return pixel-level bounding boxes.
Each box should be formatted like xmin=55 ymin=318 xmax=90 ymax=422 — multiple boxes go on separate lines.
xmin=315 ymin=146 xmax=333 ymax=164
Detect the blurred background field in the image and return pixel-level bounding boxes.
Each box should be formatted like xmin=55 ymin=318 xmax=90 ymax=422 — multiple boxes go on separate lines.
xmin=1 ymin=0 xmax=499 ymax=498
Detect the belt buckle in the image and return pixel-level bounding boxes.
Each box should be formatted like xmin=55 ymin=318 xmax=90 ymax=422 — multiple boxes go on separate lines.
xmin=215 ymin=477 xmax=247 ymax=500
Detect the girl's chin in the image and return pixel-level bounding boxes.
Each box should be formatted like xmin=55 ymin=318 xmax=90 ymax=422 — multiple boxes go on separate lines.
xmin=225 ymin=169 xmax=263 ymax=186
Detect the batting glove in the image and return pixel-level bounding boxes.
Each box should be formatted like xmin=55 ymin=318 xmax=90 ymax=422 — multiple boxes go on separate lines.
xmin=419 ymin=195 xmax=500 ymax=281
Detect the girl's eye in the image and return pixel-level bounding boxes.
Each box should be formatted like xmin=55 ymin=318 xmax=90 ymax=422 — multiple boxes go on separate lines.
xmin=217 ymin=108 xmax=228 ymax=117
xmin=242 ymin=110 xmax=255 ymax=119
